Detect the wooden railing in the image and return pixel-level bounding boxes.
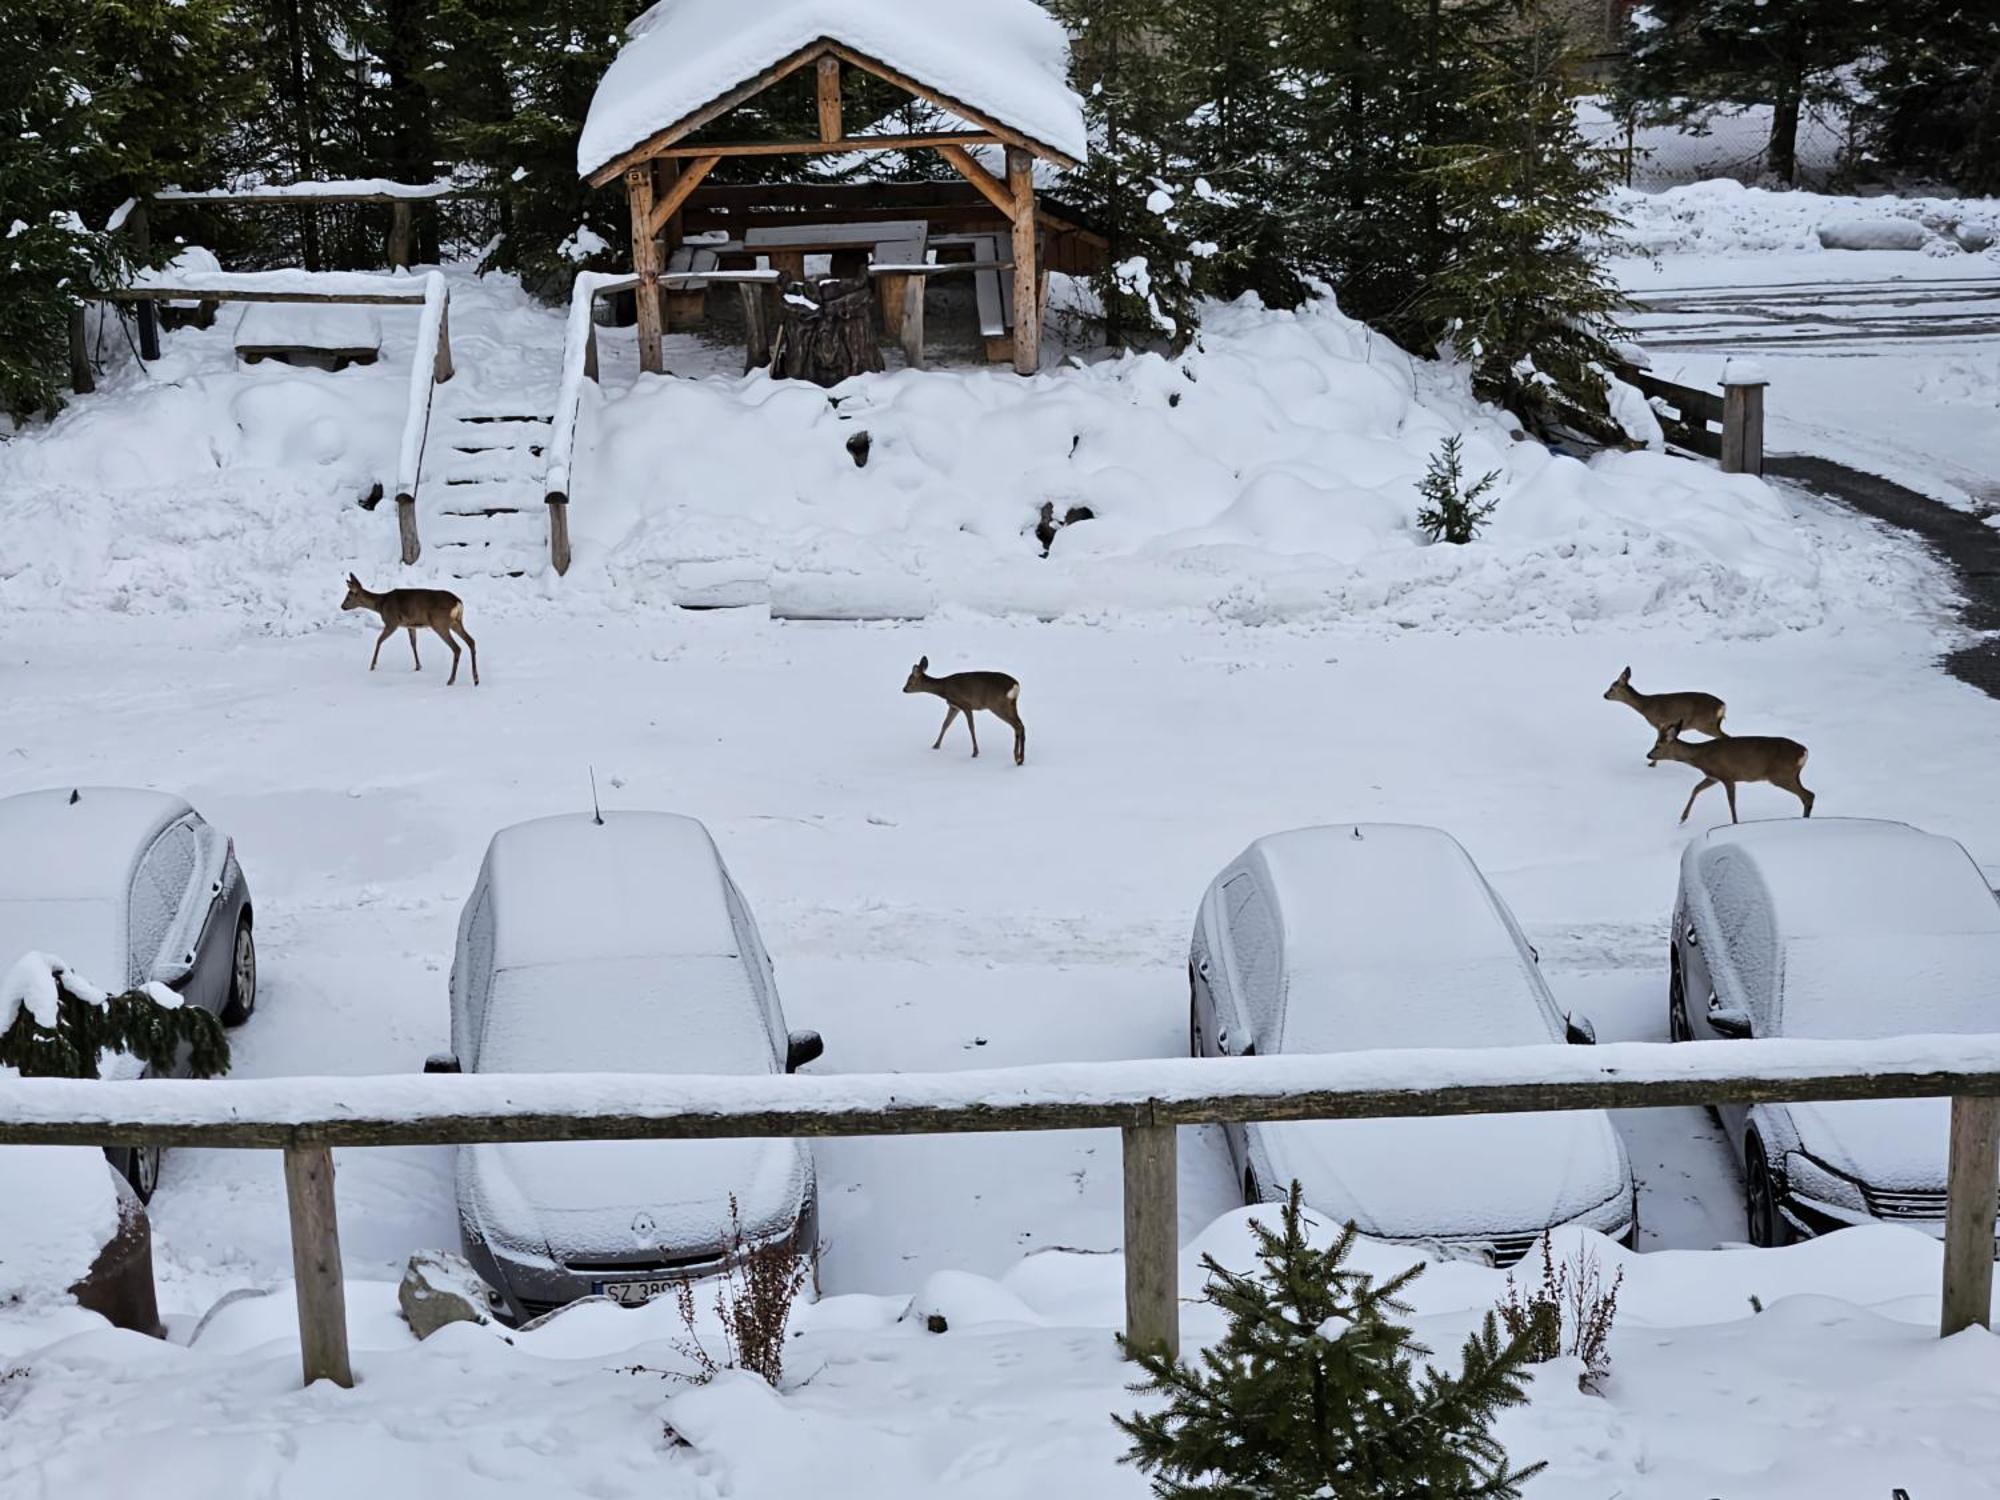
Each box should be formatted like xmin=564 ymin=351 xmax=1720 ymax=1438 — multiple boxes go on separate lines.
xmin=1619 ymin=362 xmax=1769 ymax=476
xmin=153 ymin=180 xmax=484 ymax=269
xmin=5 ymin=1034 xmax=1997 ymax=1390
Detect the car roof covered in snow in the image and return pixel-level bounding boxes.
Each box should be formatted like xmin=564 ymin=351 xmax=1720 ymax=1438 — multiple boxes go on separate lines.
xmin=479 ymin=812 xmax=740 ymax=972
xmin=1238 ymin=823 xmax=1557 ymax=1052
xmin=0 ymin=787 xmax=191 ymax=903
xmin=1685 ymin=818 xmax=2000 ymax=939
xmin=576 ymin=0 xmax=1088 ymax=180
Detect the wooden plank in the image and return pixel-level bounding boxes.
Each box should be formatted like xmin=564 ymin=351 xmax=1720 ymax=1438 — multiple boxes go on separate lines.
xmin=1722 ymin=382 xmax=1765 ymax=476
xmin=547 ymin=498 xmax=572 ymax=576
xmin=388 ymin=201 xmax=413 ymax=269
xmin=1007 ymin=147 xmax=1039 ymax=376
xmin=626 ymin=166 xmax=664 ymax=375
xmin=1121 ymin=1123 xmax=1179 ymax=1360
xmin=1941 ymin=1094 xmax=2000 ymax=1336
xmin=651 ymin=131 xmax=1001 ymax=160
xmin=816 ymin=56 xmax=843 ymax=144
xmin=283 ymin=1144 xmax=353 ymax=1388
xmin=745 ymin=220 xmax=928 ymax=250
xmin=877 ymin=271 xmax=908 ymax=340
xmin=937 ymin=145 xmax=1019 ymax=220
xmin=823 ymin=41 xmax=1079 ymax=168
xmin=585 ymin=39 xmax=833 ymax=186
xmin=647 ymin=155 xmax=721 ymax=238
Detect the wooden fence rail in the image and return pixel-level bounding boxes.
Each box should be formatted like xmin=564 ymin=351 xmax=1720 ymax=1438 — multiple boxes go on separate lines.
xmin=1618 ymin=363 xmax=1768 ymax=477
xmin=2 ymin=1034 xmax=1997 ymax=1388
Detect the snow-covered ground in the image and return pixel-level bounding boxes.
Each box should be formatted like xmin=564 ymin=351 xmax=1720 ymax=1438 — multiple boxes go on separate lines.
xmin=5 ymin=177 xmax=2000 ymax=1494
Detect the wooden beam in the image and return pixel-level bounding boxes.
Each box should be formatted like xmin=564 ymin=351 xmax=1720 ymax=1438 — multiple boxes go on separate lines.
xmin=625 ymin=166 xmax=664 ymax=375
xmin=1941 ymin=1094 xmax=2000 ymax=1337
xmin=283 ymin=1144 xmax=353 ymax=1389
xmin=647 ymin=155 xmax=721 ymax=237
xmin=823 ymin=41 xmax=1079 ymax=169
xmin=1121 ymin=1123 xmax=1179 ymax=1361
xmin=388 ymin=201 xmax=413 ymax=269
xmin=816 ymin=55 xmax=843 ymax=143
xmin=1007 ymin=146 xmax=1039 ymax=376
xmin=547 ymin=498 xmax=572 ymax=577
xmin=97 ymin=288 xmax=427 ymax=305
xmin=432 ymin=295 xmax=454 ymax=384
xmin=936 ymin=144 xmax=1018 ymax=219
xmin=649 ymin=131 xmax=1000 ymax=160
xmin=585 ymin=40 xmax=832 ymax=186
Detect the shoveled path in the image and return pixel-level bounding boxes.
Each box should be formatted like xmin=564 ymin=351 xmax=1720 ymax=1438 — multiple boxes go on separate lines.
xmin=1768 ymin=454 xmax=2000 ymax=700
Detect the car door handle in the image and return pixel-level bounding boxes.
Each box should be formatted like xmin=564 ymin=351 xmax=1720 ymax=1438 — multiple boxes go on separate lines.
xmin=1685 ymin=924 xmax=1699 ymax=947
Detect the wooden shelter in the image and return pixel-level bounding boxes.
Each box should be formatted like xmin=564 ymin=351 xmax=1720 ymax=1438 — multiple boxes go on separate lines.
xmin=577 ymin=0 xmax=1095 ymax=377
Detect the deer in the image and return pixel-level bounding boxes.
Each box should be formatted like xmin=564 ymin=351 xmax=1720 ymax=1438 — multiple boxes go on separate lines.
xmin=902 ymin=657 xmax=1025 ymax=766
xmin=1604 ymin=666 xmax=1727 ymax=765
xmin=1654 ymin=720 xmax=1813 ymax=824
xmin=341 ymin=574 xmax=479 ymax=687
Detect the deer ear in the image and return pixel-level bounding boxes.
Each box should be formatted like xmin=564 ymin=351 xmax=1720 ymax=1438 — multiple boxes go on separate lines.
xmin=1619 ymin=666 xmax=1631 ymax=681
xmin=917 ymin=656 xmax=928 ymax=671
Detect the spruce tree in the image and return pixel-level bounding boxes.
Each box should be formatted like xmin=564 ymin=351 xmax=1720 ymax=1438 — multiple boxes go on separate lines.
xmin=1118 ymin=1185 xmax=1546 ymax=1499
xmin=1 ymin=960 xmax=229 ymax=1081
xmin=1860 ymin=1 xmax=2000 ymax=194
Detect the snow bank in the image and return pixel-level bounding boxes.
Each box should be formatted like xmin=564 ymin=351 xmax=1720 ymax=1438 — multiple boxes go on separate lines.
xmin=1610 ymin=179 xmax=2000 ymax=259
xmin=578 ymin=0 xmax=1087 ymax=178
xmin=0 ymin=1146 xmax=117 ymax=1305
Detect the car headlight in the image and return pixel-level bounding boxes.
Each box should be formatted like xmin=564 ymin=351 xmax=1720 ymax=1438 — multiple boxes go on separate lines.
xmin=1782 ymin=1152 xmax=1871 ymax=1220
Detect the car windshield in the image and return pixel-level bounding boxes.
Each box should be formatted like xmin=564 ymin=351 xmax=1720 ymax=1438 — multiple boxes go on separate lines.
xmin=477 ymin=955 xmax=775 ymax=1075
xmin=0 ymin=898 xmax=124 ymax=990
xmin=1777 ymin=934 xmax=2000 ymax=1041
xmin=1282 ymin=956 xmax=1558 ymax=1054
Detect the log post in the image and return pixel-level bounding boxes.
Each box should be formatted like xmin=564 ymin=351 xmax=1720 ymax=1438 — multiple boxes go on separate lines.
xmin=1121 ymin=1121 xmax=1178 ymax=1361
xmin=900 ymin=275 xmax=927 ymax=371
xmin=816 ymin=55 xmax=843 ymax=144
xmin=283 ymin=1143 xmax=353 ymax=1388
xmin=738 ymin=282 xmax=771 ymax=372
xmin=584 ymin=320 xmax=599 ymax=383
xmin=1720 ymin=363 xmax=1767 ymax=476
xmin=1941 ymin=1093 xmax=2000 ymax=1337
xmin=1006 ymin=147 xmax=1040 ymax=377
xmin=68 ymin=305 xmax=95 ymax=394
xmin=547 ymin=498 xmax=572 ymax=577
xmin=625 ymin=165 xmax=664 ymax=375
xmin=388 ymin=201 xmax=413 ymax=269
xmin=128 ymin=205 xmax=161 ymax=361
xmin=432 ymin=295 xmax=454 ymax=383
xmin=396 ymin=494 xmax=421 ymax=564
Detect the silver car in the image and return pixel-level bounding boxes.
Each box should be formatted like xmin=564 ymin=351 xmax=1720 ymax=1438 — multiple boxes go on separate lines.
xmin=0 ymin=786 xmax=256 ymax=1200
xmin=1190 ymin=823 xmax=1635 ymax=1264
xmin=1670 ymin=817 xmax=2000 ymax=1246
xmin=434 ymin=811 xmax=822 ymax=1322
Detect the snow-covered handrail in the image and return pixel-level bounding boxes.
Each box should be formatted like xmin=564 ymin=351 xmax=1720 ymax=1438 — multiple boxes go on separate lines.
xmin=390 ymin=271 xmax=454 ymax=565
xmin=106 ymin=267 xmax=433 ymax=303
xmin=542 ymin=271 xmax=639 ymax=575
xmin=11 ymin=1033 xmax=1998 ymax=1388
xmin=155 ymin=179 xmax=476 ymax=204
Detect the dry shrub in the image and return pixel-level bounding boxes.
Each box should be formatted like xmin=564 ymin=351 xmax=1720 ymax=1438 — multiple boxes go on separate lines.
xmin=673 ymin=1196 xmax=811 ymax=1387
xmin=1498 ymin=1237 xmax=1623 ymax=1392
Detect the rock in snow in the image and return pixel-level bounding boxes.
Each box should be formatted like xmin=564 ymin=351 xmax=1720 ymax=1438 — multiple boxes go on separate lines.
xmin=398 ymin=1250 xmax=501 ymax=1338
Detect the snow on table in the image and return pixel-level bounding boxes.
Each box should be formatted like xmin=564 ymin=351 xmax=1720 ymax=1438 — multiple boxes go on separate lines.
xmin=577 ymin=0 xmax=1087 ymax=179
xmin=156 ymin=179 xmax=470 ymax=203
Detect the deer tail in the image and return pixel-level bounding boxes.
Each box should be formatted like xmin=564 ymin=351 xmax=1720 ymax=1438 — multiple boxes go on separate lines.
xmin=1007 ymin=682 xmax=1020 ymax=703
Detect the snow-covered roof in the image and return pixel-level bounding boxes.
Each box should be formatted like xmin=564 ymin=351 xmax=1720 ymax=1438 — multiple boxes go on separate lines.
xmin=577 ymin=0 xmax=1087 ymax=182
xmin=0 ymin=788 xmax=189 ymax=904
xmin=479 ymin=812 xmax=739 ymax=971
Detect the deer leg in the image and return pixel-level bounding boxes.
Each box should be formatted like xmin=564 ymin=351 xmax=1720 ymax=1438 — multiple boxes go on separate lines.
xmin=407 ymin=626 xmax=422 ymax=671
xmin=965 ymin=710 xmax=980 ymax=758
xmin=1777 ymin=771 xmax=1814 ymax=818
xmin=369 ymin=624 xmax=395 ymax=671
xmin=994 ymin=704 xmax=1027 ymax=767
xmin=432 ymin=624 xmax=462 ymax=686
xmin=1679 ymin=776 xmax=1717 ymax=824
xmin=455 ymin=625 xmax=479 ymax=687
xmin=1724 ymin=780 xmax=1739 ymax=823
xmin=932 ymin=705 xmax=959 ymax=750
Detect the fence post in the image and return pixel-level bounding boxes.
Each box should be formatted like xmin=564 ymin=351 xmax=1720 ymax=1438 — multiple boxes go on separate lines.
xmin=1941 ymin=1094 xmax=2000 ymax=1337
xmin=547 ymin=498 xmax=572 ymax=576
xmin=433 ymin=294 xmax=455 ymax=384
xmin=388 ymin=201 xmax=413 ymax=270
xmin=283 ymin=1142 xmax=354 ymax=1388
xmin=1720 ymin=360 xmax=1767 ymax=476
xmin=1122 ymin=1121 xmax=1179 ymax=1361
xmin=396 ymin=495 xmax=422 ymax=565
xmin=68 ymin=305 xmax=96 ymax=395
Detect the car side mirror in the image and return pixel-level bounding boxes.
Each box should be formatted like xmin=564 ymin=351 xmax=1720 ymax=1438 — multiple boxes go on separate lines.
xmin=1707 ymin=1006 xmax=1754 ymax=1040
xmin=1564 ymin=1015 xmax=1597 ymax=1046
xmin=423 ymin=1052 xmax=461 ymax=1075
xmin=786 ymin=1030 xmax=824 ymax=1073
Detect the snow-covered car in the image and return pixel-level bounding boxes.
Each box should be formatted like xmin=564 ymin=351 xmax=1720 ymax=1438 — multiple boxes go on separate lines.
xmin=1670 ymin=817 xmax=2000 ymax=1246
xmin=1190 ymin=823 xmax=1635 ymax=1264
xmin=0 ymin=787 xmax=256 ymax=1200
xmin=436 ymin=811 xmax=823 ymax=1322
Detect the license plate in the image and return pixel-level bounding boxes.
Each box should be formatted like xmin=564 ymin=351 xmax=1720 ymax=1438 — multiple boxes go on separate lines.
xmin=594 ymin=1277 xmax=682 ymax=1307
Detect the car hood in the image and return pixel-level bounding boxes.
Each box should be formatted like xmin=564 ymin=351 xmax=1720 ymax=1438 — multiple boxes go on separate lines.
xmin=461 ymin=1136 xmax=810 ymax=1263
xmin=1780 ymin=1098 xmax=1957 ymax=1193
xmin=1257 ymin=1111 xmax=1630 ymax=1241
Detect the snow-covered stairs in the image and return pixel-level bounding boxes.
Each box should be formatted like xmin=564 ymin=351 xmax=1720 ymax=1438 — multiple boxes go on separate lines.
xmin=421 ymin=413 xmax=553 ymax=579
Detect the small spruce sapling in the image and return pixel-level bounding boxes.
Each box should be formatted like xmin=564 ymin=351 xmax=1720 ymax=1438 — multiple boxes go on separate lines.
xmin=0 ymin=956 xmax=228 ymax=1080
xmin=1118 ymin=1183 xmax=1546 ymax=1499
xmin=1416 ymin=435 xmax=1503 ymax=545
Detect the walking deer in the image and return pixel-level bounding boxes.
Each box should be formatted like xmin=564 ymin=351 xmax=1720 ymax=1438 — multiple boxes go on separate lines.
xmin=341 ymin=574 xmax=479 ymax=686
xmin=1604 ymin=666 xmax=1726 ymax=764
xmin=903 ymin=657 xmax=1026 ymax=765
xmin=1654 ymin=721 xmax=1813 ymax=823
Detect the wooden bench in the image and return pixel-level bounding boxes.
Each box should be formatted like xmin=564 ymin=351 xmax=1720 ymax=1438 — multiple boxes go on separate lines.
xmin=869 ymin=232 xmax=1033 ymax=370
xmin=233 ymin=302 xmax=384 ymax=370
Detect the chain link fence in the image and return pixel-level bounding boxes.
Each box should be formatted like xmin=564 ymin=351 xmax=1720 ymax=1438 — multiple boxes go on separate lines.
xmin=1579 ymin=99 xmax=1859 ymax=192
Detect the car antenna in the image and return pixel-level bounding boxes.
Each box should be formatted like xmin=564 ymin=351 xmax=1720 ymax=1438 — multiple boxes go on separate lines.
xmin=69 ymin=789 xmax=80 ymax=805
xmin=589 ymin=766 xmax=604 ymax=826
xmin=1351 ymin=825 xmax=1363 ymax=839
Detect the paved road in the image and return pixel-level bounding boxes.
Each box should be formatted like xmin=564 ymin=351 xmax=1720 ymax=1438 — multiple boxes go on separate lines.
xmin=1626 ymin=274 xmax=2000 ymax=353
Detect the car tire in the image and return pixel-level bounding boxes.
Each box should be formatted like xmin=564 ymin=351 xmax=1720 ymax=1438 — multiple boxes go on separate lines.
xmin=1668 ymin=955 xmax=1692 ymax=1043
xmin=221 ymin=916 xmax=256 ymax=1027
xmin=1746 ymin=1136 xmax=1789 ymax=1249
xmin=1244 ymin=1166 xmax=1262 ymax=1205
xmin=126 ymin=1144 xmax=162 ymax=1204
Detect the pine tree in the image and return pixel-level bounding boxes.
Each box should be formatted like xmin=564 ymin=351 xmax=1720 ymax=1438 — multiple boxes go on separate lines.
xmin=1 ymin=959 xmax=229 ymax=1081
xmin=1118 ymin=1185 xmax=1546 ymax=1499
xmin=1614 ymin=0 xmax=1877 ymax=185
xmin=1860 ymin=1 xmax=2000 ymax=194
xmin=1415 ymin=434 xmax=1501 ymax=543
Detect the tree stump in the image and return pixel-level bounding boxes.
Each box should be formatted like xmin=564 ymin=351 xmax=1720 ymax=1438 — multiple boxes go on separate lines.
xmin=770 ymin=277 xmax=883 ymax=386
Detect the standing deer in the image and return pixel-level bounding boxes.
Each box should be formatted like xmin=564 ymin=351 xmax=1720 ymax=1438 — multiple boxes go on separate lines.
xmin=903 ymin=657 xmax=1026 ymax=765
xmin=1655 ymin=721 xmax=1813 ymax=823
xmin=1604 ymin=666 xmax=1727 ymax=764
xmin=341 ymin=574 xmax=479 ymax=686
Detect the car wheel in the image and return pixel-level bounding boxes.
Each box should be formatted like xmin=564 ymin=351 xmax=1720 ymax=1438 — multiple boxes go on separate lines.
xmin=1243 ymin=1166 xmax=1262 ymax=1205
xmin=1746 ymin=1137 xmax=1789 ymax=1249
xmin=1668 ymin=957 xmax=1692 ymax=1043
xmin=221 ymin=917 xmax=257 ymax=1026
xmin=126 ymin=1144 xmax=162 ymax=1204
